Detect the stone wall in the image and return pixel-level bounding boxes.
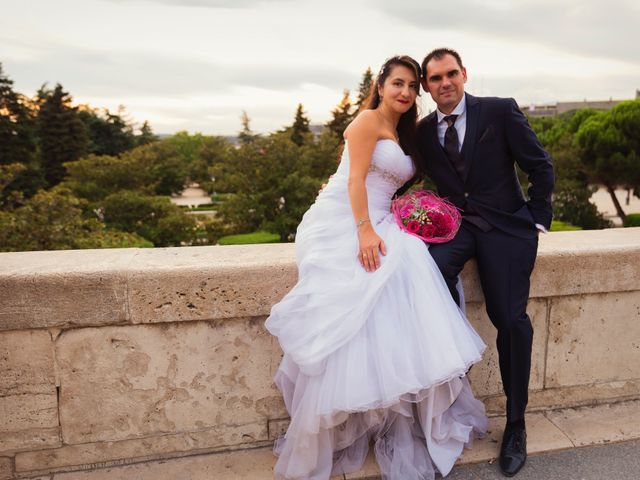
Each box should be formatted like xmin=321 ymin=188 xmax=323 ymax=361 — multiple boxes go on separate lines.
xmin=1 ymin=228 xmax=639 ymax=478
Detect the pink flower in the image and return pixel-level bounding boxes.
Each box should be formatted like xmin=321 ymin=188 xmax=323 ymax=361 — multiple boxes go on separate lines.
xmin=399 ymin=204 xmax=414 ymax=218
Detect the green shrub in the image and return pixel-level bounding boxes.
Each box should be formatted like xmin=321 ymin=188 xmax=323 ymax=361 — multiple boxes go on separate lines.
xmin=624 ymin=213 xmax=640 ymax=227
xmin=218 ymin=231 xmax=280 ymax=245
xmin=550 ymin=220 xmax=582 ymax=231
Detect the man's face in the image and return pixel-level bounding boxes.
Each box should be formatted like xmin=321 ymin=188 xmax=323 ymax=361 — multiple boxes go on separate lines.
xmin=422 ymin=54 xmax=467 ymax=114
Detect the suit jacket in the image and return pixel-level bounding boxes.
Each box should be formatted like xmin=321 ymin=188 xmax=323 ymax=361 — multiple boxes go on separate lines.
xmin=407 ymin=93 xmax=554 ymax=239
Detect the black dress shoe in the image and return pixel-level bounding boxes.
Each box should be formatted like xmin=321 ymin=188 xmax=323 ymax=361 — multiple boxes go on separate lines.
xmin=499 ymin=425 xmax=527 ymax=477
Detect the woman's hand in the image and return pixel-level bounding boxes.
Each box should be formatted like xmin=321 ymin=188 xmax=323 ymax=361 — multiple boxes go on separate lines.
xmin=357 ymin=223 xmax=387 ymax=272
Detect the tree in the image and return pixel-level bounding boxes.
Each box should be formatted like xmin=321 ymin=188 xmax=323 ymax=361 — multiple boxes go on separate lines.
xmin=552 ymin=179 xmax=611 ymax=229
xmin=78 ymin=107 xmax=136 ymax=156
xmin=0 ymin=63 xmax=36 ymax=166
xmin=0 ymin=63 xmax=44 ymax=200
xmin=101 ymin=190 xmax=196 ymax=247
xmin=575 ymin=100 xmax=640 ymax=222
xmin=211 ymin=133 xmax=322 ymax=240
xmin=36 ymin=84 xmax=89 ymax=187
xmin=528 ymin=110 xmax=611 ymax=229
xmin=137 ymin=120 xmax=157 ymax=146
xmin=355 ymin=67 xmax=374 ymax=111
xmin=0 ymin=186 xmax=151 ymax=252
xmin=61 ymin=153 xmax=156 ymax=202
xmin=300 ymin=129 xmax=342 ymax=180
xmin=238 ymin=110 xmax=257 ymax=144
xmin=326 ymin=89 xmax=354 ymax=140
xmin=290 ymin=103 xmax=311 ymax=146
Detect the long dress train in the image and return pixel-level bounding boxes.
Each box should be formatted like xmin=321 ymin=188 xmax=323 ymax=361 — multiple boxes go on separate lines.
xmin=266 ymin=139 xmax=487 ymax=479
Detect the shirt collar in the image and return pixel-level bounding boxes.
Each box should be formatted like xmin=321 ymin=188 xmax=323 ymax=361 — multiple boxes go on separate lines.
xmin=436 ymin=93 xmax=467 ymax=123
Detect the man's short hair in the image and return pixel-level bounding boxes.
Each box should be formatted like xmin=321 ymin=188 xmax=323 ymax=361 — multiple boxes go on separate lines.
xmin=421 ymin=48 xmax=464 ymax=79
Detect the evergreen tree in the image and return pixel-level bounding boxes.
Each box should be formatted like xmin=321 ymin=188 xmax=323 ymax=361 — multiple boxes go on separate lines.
xmin=326 ymin=90 xmax=354 ymax=140
xmin=78 ymin=107 xmax=136 ymax=156
xmin=290 ymin=103 xmax=310 ymax=146
xmin=36 ymin=84 xmax=89 ymax=187
xmin=137 ymin=120 xmax=157 ymax=146
xmin=0 ymin=63 xmax=44 ymax=201
xmin=238 ymin=110 xmax=257 ymax=144
xmin=355 ymin=67 xmax=374 ymax=111
xmin=0 ymin=63 xmax=36 ymax=166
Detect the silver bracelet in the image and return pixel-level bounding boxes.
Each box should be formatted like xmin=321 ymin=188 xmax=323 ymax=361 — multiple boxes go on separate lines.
xmin=356 ymin=218 xmax=370 ymax=228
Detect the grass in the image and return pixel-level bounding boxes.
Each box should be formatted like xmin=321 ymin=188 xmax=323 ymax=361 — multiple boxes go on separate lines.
xmin=550 ymin=220 xmax=582 ymax=231
xmin=218 ymin=231 xmax=281 ymax=245
xmin=624 ymin=213 xmax=640 ymax=227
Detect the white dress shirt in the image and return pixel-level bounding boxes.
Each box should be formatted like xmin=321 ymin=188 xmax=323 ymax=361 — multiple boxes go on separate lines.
xmin=436 ymin=94 xmax=466 ymax=150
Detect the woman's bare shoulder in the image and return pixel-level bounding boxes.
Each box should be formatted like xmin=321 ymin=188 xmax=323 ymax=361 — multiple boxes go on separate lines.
xmin=344 ymin=110 xmax=381 ymax=141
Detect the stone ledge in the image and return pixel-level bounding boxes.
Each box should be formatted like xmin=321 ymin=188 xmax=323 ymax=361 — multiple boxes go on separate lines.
xmin=24 ymin=401 xmax=640 ymax=480
xmin=1 ymin=229 xmax=639 ymax=331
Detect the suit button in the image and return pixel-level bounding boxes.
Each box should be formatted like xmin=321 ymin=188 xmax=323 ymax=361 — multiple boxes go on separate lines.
xmin=464 ymin=192 xmax=469 ymax=198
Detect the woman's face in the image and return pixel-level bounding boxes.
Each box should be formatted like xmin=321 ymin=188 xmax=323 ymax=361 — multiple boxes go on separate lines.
xmin=378 ymin=64 xmax=418 ymax=114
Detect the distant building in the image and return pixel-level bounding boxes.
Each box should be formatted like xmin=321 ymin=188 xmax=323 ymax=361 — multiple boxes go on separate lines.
xmin=521 ymin=90 xmax=640 ymax=117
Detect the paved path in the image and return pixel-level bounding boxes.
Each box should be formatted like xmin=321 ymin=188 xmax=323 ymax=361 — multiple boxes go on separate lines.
xmin=447 ymin=439 xmax=640 ymax=480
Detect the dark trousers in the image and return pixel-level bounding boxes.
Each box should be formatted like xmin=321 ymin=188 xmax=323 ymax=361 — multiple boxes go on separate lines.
xmin=429 ymin=221 xmax=538 ymax=423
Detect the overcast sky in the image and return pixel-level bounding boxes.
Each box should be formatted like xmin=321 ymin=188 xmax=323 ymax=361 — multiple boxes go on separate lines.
xmin=1 ymin=0 xmax=638 ymax=135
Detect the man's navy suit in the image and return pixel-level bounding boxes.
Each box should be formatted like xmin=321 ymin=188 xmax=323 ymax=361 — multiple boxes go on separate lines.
xmin=414 ymin=93 xmax=554 ymax=423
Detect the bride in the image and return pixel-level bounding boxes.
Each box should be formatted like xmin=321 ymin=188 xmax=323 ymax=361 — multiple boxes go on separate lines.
xmin=265 ymin=55 xmax=487 ymax=480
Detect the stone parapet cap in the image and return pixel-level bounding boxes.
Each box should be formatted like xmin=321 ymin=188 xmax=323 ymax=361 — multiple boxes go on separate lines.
xmin=1 ymin=228 xmax=639 ymax=331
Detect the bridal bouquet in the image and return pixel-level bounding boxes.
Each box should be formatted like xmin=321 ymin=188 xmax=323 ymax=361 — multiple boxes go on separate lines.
xmin=392 ymin=190 xmax=462 ymax=243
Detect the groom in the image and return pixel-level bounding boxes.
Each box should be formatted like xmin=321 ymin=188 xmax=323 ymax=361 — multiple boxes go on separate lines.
xmin=415 ymin=48 xmax=554 ymax=476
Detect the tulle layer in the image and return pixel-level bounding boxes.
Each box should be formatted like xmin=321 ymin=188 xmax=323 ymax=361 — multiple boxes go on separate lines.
xmin=265 ymin=159 xmax=487 ymax=479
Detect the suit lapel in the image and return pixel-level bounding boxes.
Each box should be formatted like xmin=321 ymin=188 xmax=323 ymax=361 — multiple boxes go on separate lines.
xmin=460 ymin=93 xmax=480 ymax=183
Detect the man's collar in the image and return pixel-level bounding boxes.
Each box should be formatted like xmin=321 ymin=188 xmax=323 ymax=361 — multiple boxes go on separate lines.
xmin=436 ymin=93 xmax=467 ymax=123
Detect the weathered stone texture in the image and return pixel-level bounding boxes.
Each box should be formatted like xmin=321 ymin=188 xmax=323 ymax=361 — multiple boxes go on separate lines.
xmin=56 ymin=319 xmax=284 ymax=445
xmin=0 ymin=249 xmax=133 ymax=331
xmin=546 ymin=291 xmax=640 ymax=387
xmin=0 ymin=457 xmax=12 ymax=480
xmin=14 ymin=423 xmax=269 ymax=475
xmin=0 ymin=330 xmax=59 ymax=453
xmin=467 ymin=299 xmax=547 ymax=397
xmin=482 ymin=379 xmax=640 ymax=415
xmin=0 ymin=428 xmax=60 ymax=455
xmin=545 ymin=400 xmax=640 ymax=446
xmin=127 ymin=246 xmax=297 ymax=324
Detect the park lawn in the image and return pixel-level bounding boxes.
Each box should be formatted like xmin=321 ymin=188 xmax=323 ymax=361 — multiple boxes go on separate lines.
xmin=218 ymin=231 xmax=281 ymax=245
xmin=550 ymin=220 xmax=582 ymax=231
xmin=624 ymin=213 xmax=640 ymax=227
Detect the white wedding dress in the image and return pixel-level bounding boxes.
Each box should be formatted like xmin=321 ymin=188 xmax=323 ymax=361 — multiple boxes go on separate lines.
xmin=265 ymin=139 xmax=487 ymax=480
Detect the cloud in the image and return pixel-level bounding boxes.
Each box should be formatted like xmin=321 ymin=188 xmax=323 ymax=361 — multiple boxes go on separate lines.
xmin=104 ymin=0 xmax=292 ymax=8
xmin=370 ymin=0 xmax=639 ymax=64
xmin=2 ymin=41 xmax=357 ymax=98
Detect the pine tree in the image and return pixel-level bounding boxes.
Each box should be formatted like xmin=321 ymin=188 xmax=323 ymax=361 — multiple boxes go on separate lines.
xmin=0 ymin=63 xmax=37 ymax=166
xmin=0 ymin=63 xmax=44 ymax=202
xmin=326 ymin=90 xmax=354 ymax=140
xmin=78 ymin=107 xmax=136 ymax=156
xmin=355 ymin=67 xmax=374 ymax=111
xmin=238 ymin=110 xmax=257 ymax=145
xmin=290 ymin=103 xmax=310 ymax=146
xmin=137 ymin=120 xmax=157 ymax=146
xmin=36 ymin=84 xmax=89 ymax=187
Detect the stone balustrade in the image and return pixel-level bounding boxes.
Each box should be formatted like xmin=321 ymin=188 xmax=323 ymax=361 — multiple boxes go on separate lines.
xmin=1 ymin=228 xmax=639 ymax=479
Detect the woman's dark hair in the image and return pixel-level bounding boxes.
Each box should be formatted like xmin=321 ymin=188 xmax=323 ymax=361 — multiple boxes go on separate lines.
xmin=361 ymin=55 xmax=424 ymax=179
